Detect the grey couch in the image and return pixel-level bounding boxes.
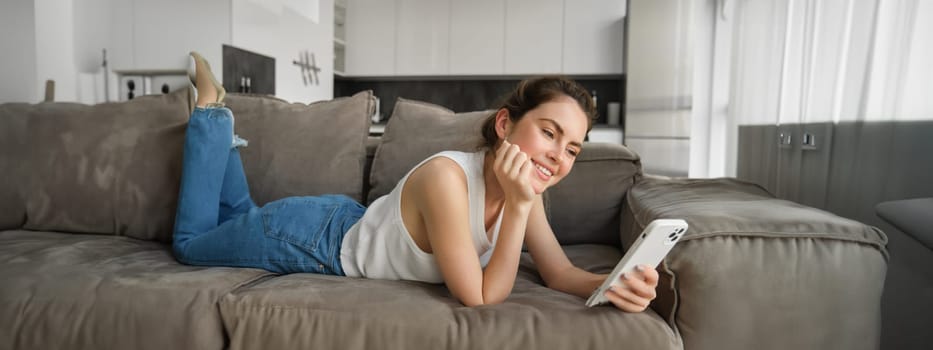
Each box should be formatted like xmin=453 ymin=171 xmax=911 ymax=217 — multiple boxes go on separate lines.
xmin=0 ymin=89 xmax=888 ymax=350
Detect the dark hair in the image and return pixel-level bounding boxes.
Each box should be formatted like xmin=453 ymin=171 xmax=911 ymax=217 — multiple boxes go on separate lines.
xmin=480 ymin=76 xmax=597 ymax=149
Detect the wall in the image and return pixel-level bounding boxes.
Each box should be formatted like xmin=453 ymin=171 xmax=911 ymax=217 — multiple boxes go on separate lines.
xmin=35 ymin=0 xmax=78 ymax=102
xmin=73 ymin=0 xmax=116 ymax=103
xmin=232 ymin=0 xmax=333 ymax=103
xmin=0 ymin=0 xmax=37 ymax=103
xmin=104 ymin=0 xmax=231 ymax=102
xmin=119 ymin=0 xmax=231 ymax=71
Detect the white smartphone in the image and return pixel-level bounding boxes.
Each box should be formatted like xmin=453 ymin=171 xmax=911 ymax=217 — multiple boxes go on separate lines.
xmin=585 ymin=219 xmax=688 ymax=307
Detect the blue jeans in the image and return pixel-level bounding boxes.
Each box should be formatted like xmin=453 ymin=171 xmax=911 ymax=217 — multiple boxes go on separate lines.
xmin=172 ymin=107 xmax=365 ymax=275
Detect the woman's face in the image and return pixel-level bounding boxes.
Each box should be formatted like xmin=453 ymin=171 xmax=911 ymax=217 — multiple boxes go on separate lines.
xmin=496 ymin=95 xmax=589 ymax=194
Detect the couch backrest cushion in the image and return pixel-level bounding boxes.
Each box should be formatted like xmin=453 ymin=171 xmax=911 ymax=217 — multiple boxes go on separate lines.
xmin=542 ymin=143 xmax=642 ymax=246
xmin=367 ymin=98 xmax=490 ymax=203
xmin=224 ymin=91 xmax=374 ymax=206
xmin=0 ymin=104 xmax=32 ymax=230
xmin=12 ymin=89 xmax=191 ymax=242
xmin=368 ymin=98 xmax=642 ymax=246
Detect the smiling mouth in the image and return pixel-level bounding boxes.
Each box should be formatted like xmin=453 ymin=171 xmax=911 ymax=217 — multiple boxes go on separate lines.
xmin=532 ymin=160 xmax=554 ymax=178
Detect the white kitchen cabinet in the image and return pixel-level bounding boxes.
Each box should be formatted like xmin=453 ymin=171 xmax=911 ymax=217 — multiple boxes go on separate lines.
xmin=396 ymin=0 xmax=449 ymax=75
xmin=343 ymin=0 xmax=625 ymax=77
xmin=449 ymin=0 xmax=505 ymax=75
xmin=346 ymin=0 xmax=397 ymax=76
xmin=504 ymin=0 xmax=564 ymax=74
xmin=562 ymin=0 xmax=626 ymax=74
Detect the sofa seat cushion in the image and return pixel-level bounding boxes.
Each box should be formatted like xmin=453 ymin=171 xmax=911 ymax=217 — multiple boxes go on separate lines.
xmin=218 ymin=244 xmax=681 ymax=350
xmin=0 ymin=230 xmax=272 ymax=350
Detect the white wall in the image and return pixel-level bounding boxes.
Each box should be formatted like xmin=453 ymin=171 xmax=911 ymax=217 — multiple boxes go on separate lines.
xmin=73 ymin=0 xmax=115 ymax=103
xmin=232 ymin=0 xmax=333 ymax=103
xmin=0 ymin=0 xmax=37 ymax=103
xmin=125 ymin=0 xmax=231 ymax=71
xmin=35 ymin=0 xmax=78 ymax=102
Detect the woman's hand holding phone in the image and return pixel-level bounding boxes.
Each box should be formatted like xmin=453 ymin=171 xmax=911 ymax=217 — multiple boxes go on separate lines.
xmin=603 ymin=265 xmax=659 ymax=313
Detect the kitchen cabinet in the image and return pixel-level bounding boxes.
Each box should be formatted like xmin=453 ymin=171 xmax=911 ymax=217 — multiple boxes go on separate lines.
xmin=396 ymin=0 xmax=450 ymax=75
xmin=344 ymin=0 xmax=626 ymax=76
xmin=449 ymin=0 xmax=505 ymax=75
xmin=504 ymin=0 xmax=564 ymax=74
xmin=562 ymin=0 xmax=626 ymax=74
xmin=345 ymin=0 xmax=397 ymax=76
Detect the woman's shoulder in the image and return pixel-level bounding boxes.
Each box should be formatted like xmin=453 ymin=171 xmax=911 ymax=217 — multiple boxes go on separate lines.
xmin=416 ymin=150 xmax=483 ymax=173
xmin=404 ymin=150 xmax=484 ymax=194
xmin=411 ymin=156 xmax=467 ymax=184
xmin=403 ymin=156 xmax=470 ymax=208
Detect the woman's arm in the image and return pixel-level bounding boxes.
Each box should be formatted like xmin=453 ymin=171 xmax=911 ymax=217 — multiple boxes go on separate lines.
xmin=523 ymin=197 xmax=603 ymax=296
xmin=524 ymin=197 xmax=659 ymax=312
xmin=409 ymin=143 xmax=535 ymax=306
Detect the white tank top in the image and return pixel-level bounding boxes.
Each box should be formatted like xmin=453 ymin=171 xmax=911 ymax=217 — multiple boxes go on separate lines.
xmin=340 ymin=150 xmax=503 ymax=283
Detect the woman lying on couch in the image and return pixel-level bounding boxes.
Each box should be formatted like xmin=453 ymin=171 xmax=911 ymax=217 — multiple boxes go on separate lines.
xmin=173 ymin=52 xmax=658 ymax=311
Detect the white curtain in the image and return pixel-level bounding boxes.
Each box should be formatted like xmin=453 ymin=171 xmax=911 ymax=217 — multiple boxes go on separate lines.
xmin=692 ymin=0 xmax=933 ymax=178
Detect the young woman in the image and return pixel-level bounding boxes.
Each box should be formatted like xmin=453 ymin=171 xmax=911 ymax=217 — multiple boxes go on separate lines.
xmin=174 ymin=52 xmax=658 ymax=312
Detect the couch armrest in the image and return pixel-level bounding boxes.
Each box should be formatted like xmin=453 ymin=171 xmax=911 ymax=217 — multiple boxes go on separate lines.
xmin=621 ymin=177 xmax=888 ymax=350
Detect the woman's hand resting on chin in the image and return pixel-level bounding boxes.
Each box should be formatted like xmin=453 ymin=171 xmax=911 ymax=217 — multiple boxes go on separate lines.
xmin=605 ymin=265 xmax=659 ymax=313
xmin=493 ymin=140 xmax=536 ymax=205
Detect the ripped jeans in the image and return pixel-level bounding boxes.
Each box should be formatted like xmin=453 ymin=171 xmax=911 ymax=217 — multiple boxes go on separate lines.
xmin=172 ymin=107 xmax=365 ymax=275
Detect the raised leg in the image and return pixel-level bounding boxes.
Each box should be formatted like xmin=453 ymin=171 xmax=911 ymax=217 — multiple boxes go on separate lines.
xmin=173 ymin=107 xmax=233 ymax=250
xmin=218 ymin=147 xmax=256 ymax=224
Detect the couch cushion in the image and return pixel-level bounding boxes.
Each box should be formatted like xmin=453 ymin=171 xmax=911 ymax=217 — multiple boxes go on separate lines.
xmin=367 ymin=98 xmax=490 ymax=203
xmin=217 ymin=244 xmax=681 ymax=350
xmin=13 ymin=89 xmax=191 ymax=242
xmin=0 ymin=103 xmax=31 ymax=230
xmin=543 ymin=142 xmax=641 ymax=246
xmin=224 ymin=91 xmax=374 ymax=205
xmin=0 ymin=230 xmax=271 ymax=350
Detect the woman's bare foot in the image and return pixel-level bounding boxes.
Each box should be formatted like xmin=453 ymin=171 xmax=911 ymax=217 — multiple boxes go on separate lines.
xmin=189 ymin=52 xmax=226 ymax=107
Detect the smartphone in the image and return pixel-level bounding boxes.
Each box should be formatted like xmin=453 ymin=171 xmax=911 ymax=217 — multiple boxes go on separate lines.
xmin=585 ymin=219 xmax=688 ymax=307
